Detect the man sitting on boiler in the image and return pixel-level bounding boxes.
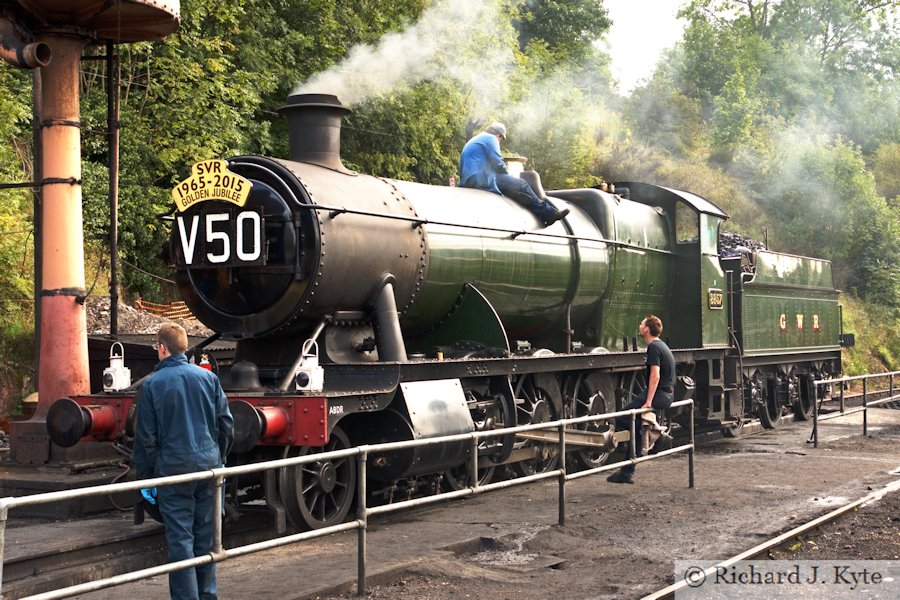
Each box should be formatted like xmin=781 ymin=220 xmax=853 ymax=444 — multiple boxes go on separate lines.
xmin=459 ymin=122 xmax=568 ymax=227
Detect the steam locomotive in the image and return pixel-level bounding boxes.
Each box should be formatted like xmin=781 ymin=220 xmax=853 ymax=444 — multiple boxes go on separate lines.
xmin=47 ymin=94 xmax=849 ymax=530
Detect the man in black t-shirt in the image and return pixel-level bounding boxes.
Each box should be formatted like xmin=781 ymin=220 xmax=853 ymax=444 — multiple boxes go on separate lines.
xmin=607 ymin=314 xmax=676 ymax=484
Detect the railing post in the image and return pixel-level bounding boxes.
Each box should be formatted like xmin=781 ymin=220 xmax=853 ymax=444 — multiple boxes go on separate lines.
xmin=863 ymin=377 xmax=868 ymax=436
xmin=357 ymin=451 xmax=368 ymax=597
xmin=629 ymin=411 xmax=637 ymax=470
xmin=470 ymin=436 xmax=479 ymax=489
xmin=1 ymin=502 xmax=8 ymax=598
xmin=813 ymin=382 xmax=819 ymax=448
xmin=558 ymin=423 xmax=566 ymax=527
xmin=840 ymin=382 xmax=845 ymax=413
xmin=211 ymin=470 xmax=226 ymax=557
xmin=688 ymin=401 xmax=695 ymax=489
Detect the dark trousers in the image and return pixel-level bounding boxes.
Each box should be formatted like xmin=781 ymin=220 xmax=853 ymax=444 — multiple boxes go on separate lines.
xmin=158 ymin=479 xmax=217 ymax=600
xmin=496 ymin=174 xmax=557 ymax=220
xmin=615 ymin=390 xmax=674 ymax=473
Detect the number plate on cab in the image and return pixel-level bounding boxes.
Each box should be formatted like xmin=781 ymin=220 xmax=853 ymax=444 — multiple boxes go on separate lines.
xmin=708 ymin=288 xmax=724 ymax=309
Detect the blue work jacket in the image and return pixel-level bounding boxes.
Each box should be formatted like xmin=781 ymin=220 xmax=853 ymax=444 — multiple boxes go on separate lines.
xmin=459 ymin=131 xmax=507 ymax=194
xmin=134 ymin=353 xmax=234 ymax=479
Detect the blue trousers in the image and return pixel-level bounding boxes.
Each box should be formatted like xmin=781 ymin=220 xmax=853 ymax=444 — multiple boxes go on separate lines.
xmin=615 ymin=390 xmax=674 ymax=473
xmin=496 ymin=174 xmax=557 ymax=221
xmin=158 ymin=480 xmax=217 ymax=600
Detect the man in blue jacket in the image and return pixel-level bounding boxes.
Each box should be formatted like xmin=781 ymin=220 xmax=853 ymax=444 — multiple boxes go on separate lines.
xmin=459 ymin=122 xmax=569 ymax=227
xmin=135 ymin=323 xmax=234 ymax=600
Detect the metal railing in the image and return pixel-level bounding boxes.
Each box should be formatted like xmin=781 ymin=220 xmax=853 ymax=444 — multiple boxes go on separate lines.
xmin=0 ymin=399 xmax=694 ymax=600
xmin=810 ymin=370 xmax=900 ymax=447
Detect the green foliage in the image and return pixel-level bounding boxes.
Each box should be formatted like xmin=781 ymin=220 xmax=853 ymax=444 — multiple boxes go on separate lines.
xmin=677 ymin=0 xmax=899 ymax=154
xmin=734 ymin=136 xmax=899 ymax=308
xmin=512 ymin=0 xmax=611 ymax=64
xmin=342 ymin=83 xmax=471 ymax=184
xmin=873 ymin=142 xmax=900 ymax=201
xmin=0 ymin=314 xmax=36 ymax=416
xmin=623 ymin=63 xmax=708 ymax=157
xmin=839 ymin=294 xmax=899 ymax=376
xmin=633 ymin=0 xmax=899 ymax=314
xmin=0 ymin=65 xmax=35 ymax=359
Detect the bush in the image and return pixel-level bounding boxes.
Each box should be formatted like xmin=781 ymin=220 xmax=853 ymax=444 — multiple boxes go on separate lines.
xmin=839 ymin=294 xmax=899 ymax=377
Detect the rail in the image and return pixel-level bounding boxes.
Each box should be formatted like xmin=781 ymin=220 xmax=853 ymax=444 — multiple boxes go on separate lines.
xmin=0 ymin=399 xmax=694 ymax=600
xmin=810 ymin=370 xmax=900 ymax=448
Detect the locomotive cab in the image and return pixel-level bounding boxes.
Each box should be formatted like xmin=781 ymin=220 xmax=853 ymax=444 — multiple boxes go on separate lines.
xmin=610 ymin=182 xmax=730 ymax=351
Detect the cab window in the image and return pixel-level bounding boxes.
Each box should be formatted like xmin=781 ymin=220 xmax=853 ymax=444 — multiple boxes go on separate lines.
xmin=700 ymin=214 xmax=721 ymax=254
xmin=676 ymin=201 xmax=699 ymax=244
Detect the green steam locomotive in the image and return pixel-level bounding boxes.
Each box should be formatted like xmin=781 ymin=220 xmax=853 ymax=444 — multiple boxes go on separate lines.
xmin=48 ymin=94 xmax=849 ymax=530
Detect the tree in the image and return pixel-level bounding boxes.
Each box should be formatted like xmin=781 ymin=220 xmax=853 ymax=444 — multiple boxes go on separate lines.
xmin=873 ymin=142 xmax=900 ymax=201
xmin=512 ymin=0 xmax=611 ymax=64
xmin=0 ymin=66 xmax=35 ymax=316
xmin=341 ymin=83 xmax=471 ymax=184
xmin=623 ymin=57 xmax=707 ymax=158
xmin=677 ymin=0 xmax=898 ymax=153
xmin=746 ymin=136 xmax=898 ymax=307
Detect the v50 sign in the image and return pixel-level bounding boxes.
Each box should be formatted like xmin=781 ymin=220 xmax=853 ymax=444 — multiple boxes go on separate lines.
xmin=175 ymin=209 xmax=266 ymax=267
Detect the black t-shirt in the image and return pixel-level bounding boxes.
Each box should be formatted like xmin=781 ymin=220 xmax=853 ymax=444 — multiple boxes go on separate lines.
xmin=647 ymin=339 xmax=676 ymax=394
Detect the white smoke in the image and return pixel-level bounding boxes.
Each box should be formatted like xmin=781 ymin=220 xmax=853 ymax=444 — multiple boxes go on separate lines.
xmin=294 ymin=0 xmax=514 ymax=112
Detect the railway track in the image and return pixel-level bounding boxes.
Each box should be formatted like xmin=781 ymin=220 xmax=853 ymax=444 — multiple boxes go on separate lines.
xmin=642 ymin=477 xmax=900 ymax=599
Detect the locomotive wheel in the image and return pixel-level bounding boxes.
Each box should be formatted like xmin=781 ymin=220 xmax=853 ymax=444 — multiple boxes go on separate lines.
xmin=511 ymin=373 xmax=562 ymax=477
xmin=564 ymin=373 xmax=614 ymax=471
xmin=443 ymin=461 xmax=496 ymax=490
xmin=443 ymin=384 xmax=510 ymax=490
xmin=723 ymin=418 xmax=745 ymax=438
xmin=278 ymin=426 xmax=356 ymax=530
xmin=623 ymin=370 xmax=647 ymax=408
xmin=792 ymin=375 xmax=815 ymax=420
xmin=758 ymin=381 xmax=782 ymax=429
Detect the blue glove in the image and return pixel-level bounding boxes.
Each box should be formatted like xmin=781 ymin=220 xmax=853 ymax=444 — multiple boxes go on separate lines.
xmin=141 ymin=487 xmax=157 ymax=505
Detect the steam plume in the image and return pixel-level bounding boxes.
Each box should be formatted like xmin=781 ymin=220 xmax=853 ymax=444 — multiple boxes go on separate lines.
xmin=294 ymin=0 xmax=513 ymax=112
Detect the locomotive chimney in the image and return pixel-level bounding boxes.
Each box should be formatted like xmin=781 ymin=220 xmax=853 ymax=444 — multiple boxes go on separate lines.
xmin=278 ymin=93 xmax=352 ymax=173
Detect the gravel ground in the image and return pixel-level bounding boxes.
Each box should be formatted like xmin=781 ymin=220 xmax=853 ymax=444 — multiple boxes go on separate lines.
xmin=774 ymin=471 xmax=900 ymax=562
xmin=308 ymin=421 xmax=900 ymax=600
xmin=37 ymin=410 xmax=898 ymax=600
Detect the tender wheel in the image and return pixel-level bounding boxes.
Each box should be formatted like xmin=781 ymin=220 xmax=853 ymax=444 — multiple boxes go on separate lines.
xmin=564 ymin=373 xmax=614 ymax=471
xmin=511 ymin=373 xmax=562 ymax=476
xmin=758 ymin=379 xmax=782 ymax=429
xmin=792 ymin=375 xmax=815 ymax=420
xmin=278 ymin=426 xmax=356 ymax=530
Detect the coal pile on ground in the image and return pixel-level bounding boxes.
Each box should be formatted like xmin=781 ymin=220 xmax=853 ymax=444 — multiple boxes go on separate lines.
xmin=85 ymin=296 xmax=212 ymax=337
